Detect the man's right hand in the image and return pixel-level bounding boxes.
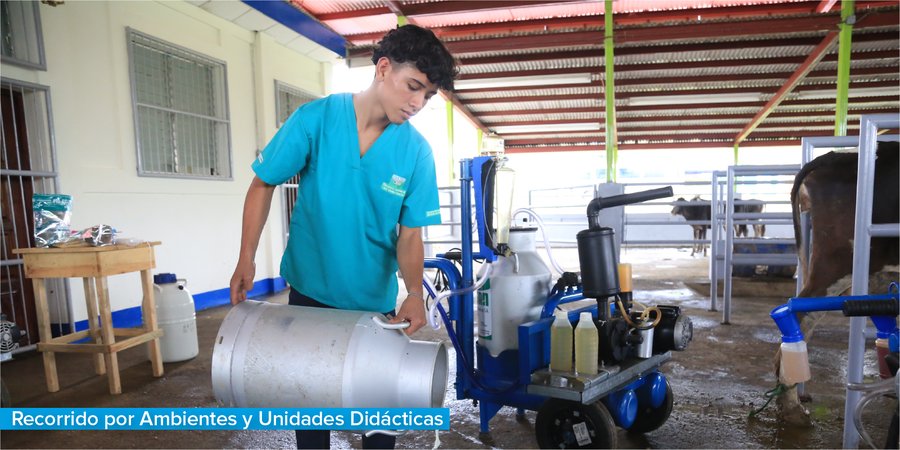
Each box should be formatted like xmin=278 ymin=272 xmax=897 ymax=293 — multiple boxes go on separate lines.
xmin=230 ymin=259 xmax=256 ymax=305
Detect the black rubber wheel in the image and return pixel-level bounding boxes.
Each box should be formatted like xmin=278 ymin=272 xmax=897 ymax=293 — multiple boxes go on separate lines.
xmin=627 ymin=378 xmax=673 ymax=434
xmin=535 ymin=398 xmax=618 ymax=449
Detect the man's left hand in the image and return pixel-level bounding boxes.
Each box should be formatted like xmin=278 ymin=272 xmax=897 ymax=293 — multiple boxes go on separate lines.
xmin=390 ymin=294 xmax=427 ymax=335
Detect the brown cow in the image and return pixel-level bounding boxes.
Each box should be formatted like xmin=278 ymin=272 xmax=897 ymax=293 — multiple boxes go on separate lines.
xmin=778 ymin=141 xmax=899 ymax=425
xmin=672 ymin=196 xmax=711 ymax=256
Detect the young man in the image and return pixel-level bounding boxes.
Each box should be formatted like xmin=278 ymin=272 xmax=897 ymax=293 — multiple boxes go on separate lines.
xmin=229 ymin=25 xmax=457 ymax=449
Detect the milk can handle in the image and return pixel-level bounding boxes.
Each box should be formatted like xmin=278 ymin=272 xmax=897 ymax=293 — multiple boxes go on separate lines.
xmin=371 ymin=316 xmax=410 ymax=329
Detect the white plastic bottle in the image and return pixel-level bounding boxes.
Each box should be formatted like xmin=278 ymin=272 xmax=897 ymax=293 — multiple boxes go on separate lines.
xmin=779 ymin=340 xmax=811 ymax=385
xmin=550 ymin=310 xmax=573 ymax=373
xmin=575 ymin=312 xmax=599 ymax=375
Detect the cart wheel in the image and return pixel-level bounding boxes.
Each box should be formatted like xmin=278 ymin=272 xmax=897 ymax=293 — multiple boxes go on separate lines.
xmin=627 ymin=378 xmax=673 ymax=434
xmin=535 ymin=398 xmax=617 ymax=449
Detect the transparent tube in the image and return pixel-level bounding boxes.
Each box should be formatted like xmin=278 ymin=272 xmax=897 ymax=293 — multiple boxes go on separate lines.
xmin=494 ymin=164 xmax=516 ymax=247
xmin=423 ymin=263 xmax=494 ymax=330
xmin=848 ymin=377 xmax=898 ymax=449
xmin=513 ymin=208 xmax=565 ymax=274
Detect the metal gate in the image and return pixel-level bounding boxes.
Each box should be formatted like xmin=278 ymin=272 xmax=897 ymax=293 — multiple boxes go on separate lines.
xmin=1 ymin=78 xmax=68 ymax=353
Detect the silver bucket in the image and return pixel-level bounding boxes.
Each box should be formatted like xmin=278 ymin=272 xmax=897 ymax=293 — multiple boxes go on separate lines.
xmin=211 ymin=300 xmax=448 ymax=408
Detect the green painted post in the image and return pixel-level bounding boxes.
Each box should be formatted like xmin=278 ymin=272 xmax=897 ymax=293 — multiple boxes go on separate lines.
xmin=733 ymin=143 xmax=739 ymax=165
xmin=834 ymin=0 xmax=854 ymax=136
xmin=397 ymin=15 xmax=408 ymax=26
xmin=447 ymin=101 xmax=456 ymax=183
xmin=604 ymin=0 xmax=617 ymax=183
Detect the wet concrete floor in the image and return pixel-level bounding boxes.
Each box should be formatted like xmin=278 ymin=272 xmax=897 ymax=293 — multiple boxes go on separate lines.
xmin=1 ymin=248 xmax=895 ymax=448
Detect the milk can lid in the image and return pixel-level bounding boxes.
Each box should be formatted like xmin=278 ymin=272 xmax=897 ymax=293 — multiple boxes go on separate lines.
xmin=154 ymin=273 xmax=177 ymax=284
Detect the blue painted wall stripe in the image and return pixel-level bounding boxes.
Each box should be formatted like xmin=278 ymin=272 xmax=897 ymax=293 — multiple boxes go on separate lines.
xmin=58 ymin=277 xmax=287 ymax=335
xmin=243 ymin=0 xmax=346 ymax=58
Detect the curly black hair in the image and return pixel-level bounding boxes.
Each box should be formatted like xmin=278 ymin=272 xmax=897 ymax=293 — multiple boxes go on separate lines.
xmin=371 ymin=24 xmax=458 ymax=91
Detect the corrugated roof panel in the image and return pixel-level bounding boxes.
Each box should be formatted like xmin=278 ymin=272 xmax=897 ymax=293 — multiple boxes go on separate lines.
xmin=324 ymin=14 xmax=396 ymax=36
xmin=617 ymin=79 xmax=785 ymax=92
xmin=615 ymin=64 xmax=800 ymax=79
xmin=482 ymin=113 xmax=603 ymax=123
xmin=455 ymin=45 xmax=602 ymax=60
xmin=612 ymin=0 xmax=805 ymax=14
xmin=850 ymin=39 xmax=900 ymax=52
xmin=295 ymin=0 xmax=384 ymax=15
xmin=625 ymin=118 xmax=748 ymax=127
xmin=457 ymin=87 xmax=602 ymax=101
xmin=619 ymin=106 xmax=762 ymax=117
xmin=614 ymin=45 xmax=817 ymax=65
xmin=460 ymin=57 xmax=603 ymax=75
xmin=501 ymin=132 xmax=602 ymax=140
xmin=815 ymin=58 xmax=900 ymax=72
xmin=412 ymin=2 xmax=602 ymax=29
xmin=469 ymin=101 xmax=608 ymax=113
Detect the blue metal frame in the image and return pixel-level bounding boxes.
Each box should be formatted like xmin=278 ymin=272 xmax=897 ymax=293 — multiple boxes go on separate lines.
xmin=243 ymin=0 xmax=346 ymax=58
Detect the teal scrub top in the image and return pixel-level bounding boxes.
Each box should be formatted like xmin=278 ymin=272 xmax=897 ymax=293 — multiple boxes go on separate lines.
xmin=252 ymin=93 xmax=442 ymax=313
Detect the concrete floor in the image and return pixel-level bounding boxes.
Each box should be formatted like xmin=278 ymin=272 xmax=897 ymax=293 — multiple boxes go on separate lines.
xmin=1 ymin=248 xmax=896 ymax=449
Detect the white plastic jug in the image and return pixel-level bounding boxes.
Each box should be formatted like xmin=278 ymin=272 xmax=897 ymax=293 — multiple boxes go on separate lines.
xmin=211 ymin=300 xmax=448 ymax=409
xmin=153 ymin=273 xmax=199 ymax=363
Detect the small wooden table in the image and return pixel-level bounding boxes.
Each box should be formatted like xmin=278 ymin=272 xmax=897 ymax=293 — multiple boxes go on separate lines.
xmin=13 ymin=242 xmax=164 ymax=394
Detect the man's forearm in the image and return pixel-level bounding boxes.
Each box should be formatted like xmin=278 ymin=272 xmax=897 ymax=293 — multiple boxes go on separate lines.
xmin=397 ymin=226 xmax=425 ymax=296
xmin=239 ymin=177 xmax=276 ymax=261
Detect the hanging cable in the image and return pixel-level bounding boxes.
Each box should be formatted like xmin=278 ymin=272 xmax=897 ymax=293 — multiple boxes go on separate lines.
xmin=512 ymin=208 xmax=566 ymax=274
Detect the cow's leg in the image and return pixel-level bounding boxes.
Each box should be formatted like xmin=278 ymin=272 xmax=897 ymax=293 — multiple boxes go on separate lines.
xmin=690 ymin=226 xmax=698 ymax=256
xmin=700 ymin=227 xmax=708 ymax=257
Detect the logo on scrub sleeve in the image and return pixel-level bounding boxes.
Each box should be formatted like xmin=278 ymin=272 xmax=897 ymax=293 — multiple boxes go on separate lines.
xmin=381 ymin=174 xmax=407 ymax=197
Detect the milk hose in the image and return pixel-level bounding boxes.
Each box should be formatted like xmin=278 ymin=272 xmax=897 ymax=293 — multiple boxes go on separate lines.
xmin=513 ymin=208 xmax=566 ymax=275
xmin=847 ymin=377 xmax=899 ymax=449
xmin=421 ymin=265 xmax=519 ymax=395
xmin=424 ymin=263 xmax=493 ymax=330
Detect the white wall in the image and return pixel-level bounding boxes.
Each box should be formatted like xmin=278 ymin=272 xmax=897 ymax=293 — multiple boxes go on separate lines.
xmin=2 ymin=1 xmax=328 ymax=323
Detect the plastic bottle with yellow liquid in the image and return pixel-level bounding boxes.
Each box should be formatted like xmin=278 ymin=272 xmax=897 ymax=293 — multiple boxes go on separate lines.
xmin=550 ymin=310 xmax=573 ymax=372
xmin=575 ymin=312 xmax=599 ymax=375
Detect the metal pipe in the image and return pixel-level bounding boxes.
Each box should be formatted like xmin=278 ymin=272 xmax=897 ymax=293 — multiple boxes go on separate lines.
xmin=834 ymin=0 xmax=855 ymax=136
xmin=846 ymin=114 xmax=897 ymax=448
xmin=710 ymin=170 xmax=721 ymax=311
xmin=723 ymin=166 xmax=735 ymax=324
xmin=604 ymin=0 xmax=617 ymax=183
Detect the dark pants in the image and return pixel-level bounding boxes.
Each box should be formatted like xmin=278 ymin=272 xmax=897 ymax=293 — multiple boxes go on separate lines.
xmin=288 ymin=289 xmax=397 ymax=450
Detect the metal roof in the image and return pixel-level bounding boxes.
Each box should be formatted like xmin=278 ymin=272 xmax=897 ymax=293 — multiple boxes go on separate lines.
xmin=291 ymin=0 xmax=900 ymax=152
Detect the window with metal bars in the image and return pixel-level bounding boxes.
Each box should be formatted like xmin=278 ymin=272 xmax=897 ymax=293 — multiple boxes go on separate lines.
xmin=1 ymin=79 xmax=67 ymax=350
xmin=127 ymin=28 xmax=232 ymax=180
xmin=275 ymin=80 xmax=318 ymax=128
xmin=0 ymin=1 xmax=47 ymax=70
xmin=274 ymin=80 xmax=318 ymax=248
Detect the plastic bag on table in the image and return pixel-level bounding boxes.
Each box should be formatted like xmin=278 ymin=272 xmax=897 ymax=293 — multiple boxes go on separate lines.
xmin=32 ymin=194 xmax=73 ymax=248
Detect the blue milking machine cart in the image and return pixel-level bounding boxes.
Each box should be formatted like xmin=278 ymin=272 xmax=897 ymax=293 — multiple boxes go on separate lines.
xmin=422 ymin=156 xmax=694 ymax=448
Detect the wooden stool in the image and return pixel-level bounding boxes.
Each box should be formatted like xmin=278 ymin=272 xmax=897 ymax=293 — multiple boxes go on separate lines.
xmin=13 ymin=242 xmax=164 ymax=394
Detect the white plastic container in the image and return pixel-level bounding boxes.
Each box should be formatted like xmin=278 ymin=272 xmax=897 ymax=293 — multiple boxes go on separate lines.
xmin=153 ymin=273 xmax=199 ymax=363
xmin=211 ymin=300 xmax=448 ymax=408
xmin=574 ymin=312 xmax=598 ymax=375
xmin=779 ymin=340 xmax=811 ymax=385
xmin=477 ymin=227 xmax=552 ymax=356
xmin=550 ymin=310 xmax=574 ymax=373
